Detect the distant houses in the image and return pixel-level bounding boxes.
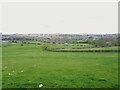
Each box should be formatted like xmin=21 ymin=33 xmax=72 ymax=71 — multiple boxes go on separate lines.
xmin=2 ymin=33 xmax=119 ymax=44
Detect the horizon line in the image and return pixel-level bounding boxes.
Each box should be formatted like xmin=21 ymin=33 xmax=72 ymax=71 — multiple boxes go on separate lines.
xmin=1 ymin=33 xmax=119 ymax=35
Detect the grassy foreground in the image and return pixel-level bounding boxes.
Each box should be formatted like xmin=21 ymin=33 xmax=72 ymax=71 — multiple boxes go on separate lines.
xmin=2 ymin=43 xmax=118 ymax=88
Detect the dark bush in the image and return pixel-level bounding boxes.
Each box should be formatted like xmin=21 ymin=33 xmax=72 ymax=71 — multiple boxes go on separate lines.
xmin=37 ymin=43 xmax=41 ymax=45
xmin=21 ymin=43 xmax=23 ymax=46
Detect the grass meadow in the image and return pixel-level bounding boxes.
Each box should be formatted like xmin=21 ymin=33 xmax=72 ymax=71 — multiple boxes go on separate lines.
xmin=2 ymin=43 xmax=118 ymax=88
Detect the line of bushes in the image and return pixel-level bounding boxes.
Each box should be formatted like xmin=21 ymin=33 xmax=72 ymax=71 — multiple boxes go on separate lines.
xmin=48 ymin=49 xmax=120 ymax=52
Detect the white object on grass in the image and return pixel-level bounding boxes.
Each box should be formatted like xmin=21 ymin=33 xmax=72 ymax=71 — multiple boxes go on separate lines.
xmin=39 ymin=84 xmax=43 ymax=88
xmin=9 ymin=73 xmax=13 ymax=76
xmin=21 ymin=70 xmax=23 ymax=72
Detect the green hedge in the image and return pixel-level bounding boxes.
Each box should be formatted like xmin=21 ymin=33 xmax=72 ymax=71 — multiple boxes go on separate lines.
xmin=48 ymin=49 xmax=119 ymax=52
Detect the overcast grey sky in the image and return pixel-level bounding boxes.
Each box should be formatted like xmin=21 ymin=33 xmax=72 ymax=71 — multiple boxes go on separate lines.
xmin=2 ymin=2 xmax=118 ymax=34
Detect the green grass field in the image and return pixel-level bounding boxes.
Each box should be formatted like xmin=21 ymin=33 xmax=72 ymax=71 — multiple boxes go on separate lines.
xmin=2 ymin=43 xmax=118 ymax=88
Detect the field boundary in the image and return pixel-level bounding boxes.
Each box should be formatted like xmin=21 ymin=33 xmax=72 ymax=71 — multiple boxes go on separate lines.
xmin=48 ymin=49 xmax=120 ymax=52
